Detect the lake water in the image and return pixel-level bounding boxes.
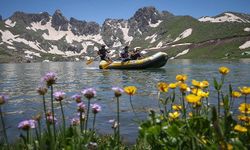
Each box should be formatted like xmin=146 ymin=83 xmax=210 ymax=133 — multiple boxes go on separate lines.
xmin=0 ymin=59 xmax=250 ymax=144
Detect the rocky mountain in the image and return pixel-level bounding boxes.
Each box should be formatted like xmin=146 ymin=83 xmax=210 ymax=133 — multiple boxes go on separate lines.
xmin=0 ymin=6 xmax=250 ymax=63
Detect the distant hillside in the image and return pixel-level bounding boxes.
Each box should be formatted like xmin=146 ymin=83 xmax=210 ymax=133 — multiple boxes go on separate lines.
xmin=0 ymin=7 xmax=250 ymax=63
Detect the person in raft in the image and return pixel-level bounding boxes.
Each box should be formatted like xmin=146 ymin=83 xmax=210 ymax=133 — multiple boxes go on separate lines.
xmin=120 ymin=46 xmax=131 ymax=62
xmin=98 ymin=45 xmax=112 ymax=62
xmin=130 ymin=47 xmax=143 ymax=60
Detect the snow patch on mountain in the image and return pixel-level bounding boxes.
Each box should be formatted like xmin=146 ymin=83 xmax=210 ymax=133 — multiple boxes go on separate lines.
xmin=244 ymin=28 xmax=250 ymax=32
xmin=239 ymin=41 xmax=250 ymax=49
xmin=113 ymin=41 xmax=122 ymax=47
xmin=7 ymin=46 xmax=16 ymax=50
xmin=5 ymin=19 xmax=16 ymax=28
xmin=0 ymin=30 xmax=19 ymax=45
xmin=26 ymin=19 xmax=105 ymax=44
xmin=149 ymin=20 xmax=162 ymax=28
xmin=145 ymin=33 xmax=157 ymax=43
xmin=170 ymin=43 xmax=192 ymax=47
xmin=173 ymin=28 xmax=192 ymax=42
xmin=118 ymin=22 xmax=133 ymax=44
xmin=48 ymin=45 xmax=64 ymax=55
xmin=199 ymin=13 xmax=250 ymax=23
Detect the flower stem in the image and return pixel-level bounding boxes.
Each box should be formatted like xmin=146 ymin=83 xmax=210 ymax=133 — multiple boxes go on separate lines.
xmin=181 ymin=93 xmax=186 ymax=119
xmin=50 ymin=85 xmax=56 ymax=140
xmin=92 ymin=114 xmax=96 ymax=130
xmin=217 ymin=90 xmax=220 ymax=117
xmin=85 ymin=99 xmax=91 ymax=132
xmin=0 ymin=106 xmax=9 ymax=148
xmin=116 ymin=97 xmax=120 ymax=149
xmin=60 ymin=101 xmax=66 ymax=134
xmin=245 ymin=95 xmax=247 ymax=116
xmin=80 ymin=112 xmax=83 ymax=133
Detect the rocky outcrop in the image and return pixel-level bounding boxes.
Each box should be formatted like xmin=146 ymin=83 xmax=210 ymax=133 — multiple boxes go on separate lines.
xmin=70 ymin=17 xmax=100 ymax=35
xmin=51 ymin=9 xmax=69 ymax=31
xmin=0 ymin=15 xmax=2 ymax=21
xmin=10 ymin=11 xmax=50 ymax=25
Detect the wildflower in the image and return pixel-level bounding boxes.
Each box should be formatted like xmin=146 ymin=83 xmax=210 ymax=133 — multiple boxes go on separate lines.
xmin=71 ymin=118 xmax=80 ymax=126
xmin=18 ymin=120 xmax=36 ymax=130
xmin=124 ymin=86 xmax=137 ymax=95
xmin=201 ymin=80 xmax=209 ymax=88
xmin=168 ymin=83 xmax=177 ymax=89
xmin=237 ymin=115 xmax=250 ymax=122
xmin=46 ymin=115 xmax=57 ymax=124
xmin=172 ymin=104 xmax=182 ymax=111
xmin=176 ymin=74 xmax=187 ymax=82
xmin=0 ymin=94 xmax=8 ymax=105
xmin=72 ymin=94 xmax=82 ymax=103
xmin=218 ymin=66 xmax=230 ymax=75
xmin=54 ymin=91 xmax=66 ymax=101
xmin=192 ymin=80 xmax=209 ymax=89
xmin=36 ymin=86 xmax=48 ymax=95
xmin=168 ymin=111 xmax=180 ymax=119
xmin=81 ymin=88 xmax=96 ymax=99
xmin=238 ymin=103 xmax=250 ymax=114
xmin=191 ymin=88 xmax=209 ymax=98
xmin=239 ymin=86 xmax=250 ymax=95
xmin=91 ymin=103 xmax=102 ymax=114
xmin=179 ymin=83 xmax=189 ymax=93
xmin=234 ymin=124 xmax=248 ymax=133
xmin=43 ymin=72 xmax=57 ymax=86
xmin=220 ymin=143 xmax=233 ymax=150
xmin=157 ymin=82 xmax=168 ymax=92
xmin=77 ymin=102 xmax=86 ymax=112
xmin=112 ymin=87 xmax=124 ymax=97
xmin=185 ymin=94 xmax=201 ymax=104
xmin=232 ymin=91 xmax=241 ymax=98
xmin=188 ymin=112 xmax=193 ymax=117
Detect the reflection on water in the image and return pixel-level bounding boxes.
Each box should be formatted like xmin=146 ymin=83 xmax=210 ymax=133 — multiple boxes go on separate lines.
xmin=0 ymin=59 xmax=250 ymax=143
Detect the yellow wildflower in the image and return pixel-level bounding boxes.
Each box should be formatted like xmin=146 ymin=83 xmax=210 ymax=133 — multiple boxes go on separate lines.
xmin=168 ymin=111 xmax=180 ymax=119
xmin=179 ymin=83 xmax=189 ymax=93
xmin=157 ymin=82 xmax=168 ymax=92
xmin=124 ymin=86 xmax=137 ymax=95
xmin=168 ymin=83 xmax=177 ymax=89
xmin=188 ymin=112 xmax=193 ymax=117
xmin=232 ymin=91 xmax=241 ymax=98
xmin=237 ymin=115 xmax=250 ymax=122
xmin=201 ymin=80 xmax=209 ymax=88
xmin=218 ymin=66 xmax=230 ymax=75
xmin=234 ymin=124 xmax=248 ymax=133
xmin=238 ymin=103 xmax=250 ymax=114
xmin=185 ymin=94 xmax=201 ymax=103
xmin=176 ymin=74 xmax=187 ymax=82
xmin=172 ymin=104 xmax=182 ymax=111
xmin=239 ymin=86 xmax=250 ymax=95
xmin=191 ymin=88 xmax=209 ymax=98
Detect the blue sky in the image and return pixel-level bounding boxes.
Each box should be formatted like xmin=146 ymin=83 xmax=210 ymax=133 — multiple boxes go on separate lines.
xmin=1 ymin=0 xmax=250 ymax=24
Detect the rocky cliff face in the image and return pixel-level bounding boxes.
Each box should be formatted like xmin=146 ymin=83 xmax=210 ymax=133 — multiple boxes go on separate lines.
xmin=0 ymin=15 xmax=2 ymax=21
xmin=70 ymin=17 xmax=100 ymax=35
xmin=10 ymin=11 xmax=50 ymax=25
xmin=51 ymin=10 xmax=69 ymax=31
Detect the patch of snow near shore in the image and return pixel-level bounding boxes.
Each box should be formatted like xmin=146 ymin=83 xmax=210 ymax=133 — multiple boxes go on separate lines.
xmin=149 ymin=20 xmax=162 ymax=28
xmin=156 ymin=41 xmax=163 ymax=48
xmin=5 ymin=19 xmax=16 ymax=28
xmin=170 ymin=43 xmax=192 ymax=47
xmin=175 ymin=49 xmax=189 ymax=58
xmin=239 ymin=41 xmax=250 ymax=49
xmin=145 ymin=34 xmax=157 ymax=43
xmin=24 ymin=50 xmax=41 ymax=57
xmin=173 ymin=28 xmax=192 ymax=42
xmin=199 ymin=13 xmax=250 ymax=23
xmin=244 ymin=28 xmax=250 ymax=32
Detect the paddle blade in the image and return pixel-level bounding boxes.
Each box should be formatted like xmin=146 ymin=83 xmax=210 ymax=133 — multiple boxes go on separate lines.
xmin=86 ymin=59 xmax=94 ymax=65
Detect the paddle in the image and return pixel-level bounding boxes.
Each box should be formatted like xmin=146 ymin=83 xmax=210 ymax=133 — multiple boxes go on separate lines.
xmin=86 ymin=56 xmax=99 ymax=65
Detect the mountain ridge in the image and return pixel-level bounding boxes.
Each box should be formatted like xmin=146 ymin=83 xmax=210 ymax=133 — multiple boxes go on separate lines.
xmin=0 ymin=6 xmax=250 ymax=63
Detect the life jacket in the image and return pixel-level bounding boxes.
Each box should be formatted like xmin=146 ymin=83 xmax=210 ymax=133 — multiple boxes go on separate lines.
xmin=120 ymin=51 xmax=129 ymax=58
